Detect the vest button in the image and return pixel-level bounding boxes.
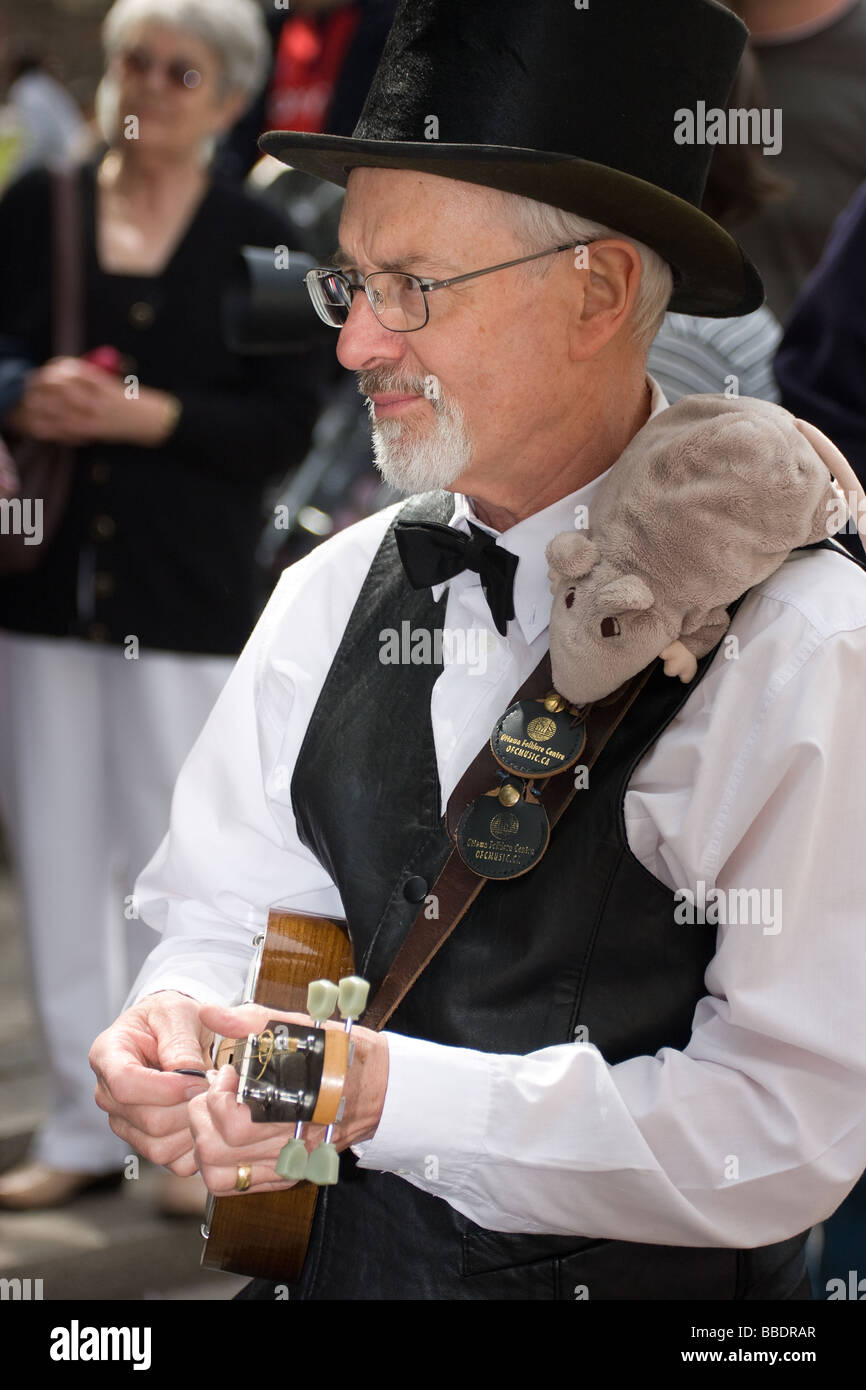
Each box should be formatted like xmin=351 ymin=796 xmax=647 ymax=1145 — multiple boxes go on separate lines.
xmin=90 ymin=514 xmax=115 ymax=541
xmin=129 ymin=300 xmax=155 ymax=328
xmin=403 ymin=875 xmax=428 ymax=904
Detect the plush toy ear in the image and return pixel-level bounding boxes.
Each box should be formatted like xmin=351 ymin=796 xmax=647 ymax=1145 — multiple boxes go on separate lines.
xmin=545 ymin=532 xmax=601 ymax=579
xmin=596 ymin=575 xmax=654 ymax=614
xmin=795 ymin=418 xmax=866 ymax=545
xmin=807 ymin=477 xmax=848 ymax=544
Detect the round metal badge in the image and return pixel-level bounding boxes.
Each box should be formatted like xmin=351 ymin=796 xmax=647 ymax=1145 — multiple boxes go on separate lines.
xmin=490 ymin=697 xmax=586 ymax=779
xmin=456 ymin=784 xmax=550 ymax=879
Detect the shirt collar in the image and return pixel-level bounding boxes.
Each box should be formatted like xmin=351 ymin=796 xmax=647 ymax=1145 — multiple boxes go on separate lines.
xmin=433 ymin=374 xmax=669 ymax=644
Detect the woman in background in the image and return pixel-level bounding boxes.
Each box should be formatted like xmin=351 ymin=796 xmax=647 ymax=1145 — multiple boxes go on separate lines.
xmin=0 ymin=0 xmax=321 ymax=1210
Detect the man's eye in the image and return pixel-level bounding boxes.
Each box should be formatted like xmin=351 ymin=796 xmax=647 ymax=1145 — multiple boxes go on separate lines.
xmin=601 ymin=616 xmax=621 ymax=637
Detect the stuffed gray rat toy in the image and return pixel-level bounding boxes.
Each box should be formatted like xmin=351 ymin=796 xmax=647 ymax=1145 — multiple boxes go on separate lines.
xmin=546 ymin=394 xmax=866 ymax=706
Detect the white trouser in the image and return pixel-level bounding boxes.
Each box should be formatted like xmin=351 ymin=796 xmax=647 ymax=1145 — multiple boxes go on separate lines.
xmin=0 ymin=630 xmax=233 ymax=1170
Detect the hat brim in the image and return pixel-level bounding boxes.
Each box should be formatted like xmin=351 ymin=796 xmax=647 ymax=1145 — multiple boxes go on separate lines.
xmin=258 ymin=131 xmax=763 ymax=319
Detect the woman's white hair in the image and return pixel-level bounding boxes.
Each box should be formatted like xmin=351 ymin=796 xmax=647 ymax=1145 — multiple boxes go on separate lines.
xmin=489 ymin=188 xmax=674 ymax=352
xmin=96 ymin=0 xmax=270 ymax=155
xmin=102 ymin=0 xmax=271 ymax=98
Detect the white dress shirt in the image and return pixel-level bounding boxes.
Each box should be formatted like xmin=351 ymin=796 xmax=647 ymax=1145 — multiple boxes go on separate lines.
xmin=129 ymin=377 xmax=866 ymax=1249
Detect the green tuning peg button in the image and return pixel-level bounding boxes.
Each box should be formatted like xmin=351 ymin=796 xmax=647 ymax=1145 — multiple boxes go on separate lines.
xmin=337 ymin=975 xmax=370 ymax=1020
xmin=275 ymin=1138 xmax=309 ymax=1181
xmin=306 ymin=1142 xmax=340 ymax=1186
xmin=306 ymin=978 xmax=339 ymax=1021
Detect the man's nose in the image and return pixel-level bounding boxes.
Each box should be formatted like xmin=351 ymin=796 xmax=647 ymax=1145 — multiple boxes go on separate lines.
xmin=336 ymin=290 xmax=408 ymax=373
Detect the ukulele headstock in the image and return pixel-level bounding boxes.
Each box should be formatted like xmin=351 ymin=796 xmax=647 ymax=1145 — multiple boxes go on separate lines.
xmin=222 ymin=974 xmax=369 ymax=1186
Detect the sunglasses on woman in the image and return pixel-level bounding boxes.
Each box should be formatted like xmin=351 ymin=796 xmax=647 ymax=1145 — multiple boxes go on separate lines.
xmin=118 ymin=46 xmax=203 ymax=90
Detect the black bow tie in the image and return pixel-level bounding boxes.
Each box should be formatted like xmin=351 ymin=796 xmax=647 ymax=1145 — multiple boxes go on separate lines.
xmin=394 ymin=519 xmax=518 ymax=636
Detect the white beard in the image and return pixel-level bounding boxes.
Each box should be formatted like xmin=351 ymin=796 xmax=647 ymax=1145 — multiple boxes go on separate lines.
xmin=367 ymin=391 xmax=472 ymax=495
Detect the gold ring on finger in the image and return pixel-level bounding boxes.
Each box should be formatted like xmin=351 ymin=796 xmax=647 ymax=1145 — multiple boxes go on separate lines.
xmin=235 ymin=1164 xmax=252 ymax=1192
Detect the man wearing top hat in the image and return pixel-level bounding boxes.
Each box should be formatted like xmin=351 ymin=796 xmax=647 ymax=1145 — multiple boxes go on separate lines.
xmin=89 ymin=0 xmax=866 ymax=1299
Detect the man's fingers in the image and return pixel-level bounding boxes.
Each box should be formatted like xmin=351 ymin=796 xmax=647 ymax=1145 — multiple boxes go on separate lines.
xmin=163 ymin=1150 xmax=200 ymax=1179
xmin=90 ymin=1005 xmax=210 ymax=1108
xmin=194 ymin=1124 xmax=294 ymax=1169
xmin=197 ymin=1104 xmax=289 ymax=1157
xmin=198 ymin=1001 xmax=294 ymax=1039
xmin=98 ymin=1094 xmax=198 ymax=1139
xmin=154 ymin=1022 xmax=213 ymax=1075
xmin=190 ymin=1070 xmax=288 ymax=1151
xmin=200 ymin=1163 xmax=299 ymax=1198
xmin=135 ymin=993 xmax=213 ymax=1073
xmin=107 ymin=1111 xmax=198 ymax=1171
xmin=93 ymin=1049 xmax=206 ymax=1108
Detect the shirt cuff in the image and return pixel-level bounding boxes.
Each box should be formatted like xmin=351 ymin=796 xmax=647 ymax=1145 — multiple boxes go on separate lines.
xmin=126 ymin=972 xmax=245 ymax=1010
xmin=352 ymin=1031 xmax=491 ymax=1196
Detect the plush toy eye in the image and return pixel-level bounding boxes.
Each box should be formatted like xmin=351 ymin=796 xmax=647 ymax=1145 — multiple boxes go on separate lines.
xmin=564 ymin=589 xmax=575 ymax=609
xmin=600 ymin=616 xmax=621 ymax=637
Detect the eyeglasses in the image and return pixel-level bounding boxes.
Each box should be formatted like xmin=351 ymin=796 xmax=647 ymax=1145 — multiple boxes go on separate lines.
xmin=118 ymin=46 xmax=203 ymax=90
xmin=305 ymin=242 xmax=594 ymax=332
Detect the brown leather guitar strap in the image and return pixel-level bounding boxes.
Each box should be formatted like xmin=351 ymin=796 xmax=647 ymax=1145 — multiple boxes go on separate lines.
xmin=364 ymin=655 xmax=657 ymax=1030
xmin=52 ymin=166 xmax=84 ymax=357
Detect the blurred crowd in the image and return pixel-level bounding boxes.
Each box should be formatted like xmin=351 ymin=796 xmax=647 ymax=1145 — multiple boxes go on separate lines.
xmin=0 ymin=0 xmax=863 ymax=1295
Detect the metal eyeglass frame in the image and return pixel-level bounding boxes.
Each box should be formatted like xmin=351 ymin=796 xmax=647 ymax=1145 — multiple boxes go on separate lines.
xmin=305 ymin=241 xmax=595 ymax=332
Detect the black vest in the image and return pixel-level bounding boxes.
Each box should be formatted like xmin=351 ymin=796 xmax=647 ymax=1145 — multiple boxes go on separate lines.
xmin=256 ymin=496 xmax=860 ymax=1300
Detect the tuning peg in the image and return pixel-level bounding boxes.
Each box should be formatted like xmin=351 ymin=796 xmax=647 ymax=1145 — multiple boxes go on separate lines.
xmin=275 ymin=1136 xmax=309 ymax=1181
xmin=337 ymin=975 xmax=370 ymax=1022
xmin=306 ymin=978 xmax=339 ymax=1022
xmin=306 ymin=1142 xmax=339 ymax=1186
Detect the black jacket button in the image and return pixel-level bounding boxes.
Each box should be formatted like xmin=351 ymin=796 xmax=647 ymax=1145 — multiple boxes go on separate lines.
xmin=403 ymin=875 xmax=428 ymax=903
xmin=90 ymin=514 xmax=115 ymax=541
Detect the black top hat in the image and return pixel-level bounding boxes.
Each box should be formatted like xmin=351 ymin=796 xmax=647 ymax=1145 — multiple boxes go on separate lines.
xmin=259 ymin=0 xmax=763 ymax=318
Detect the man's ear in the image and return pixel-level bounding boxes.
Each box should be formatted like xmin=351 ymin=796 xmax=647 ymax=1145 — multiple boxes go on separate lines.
xmin=566 ymin=240 xmax=644 ymax=361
